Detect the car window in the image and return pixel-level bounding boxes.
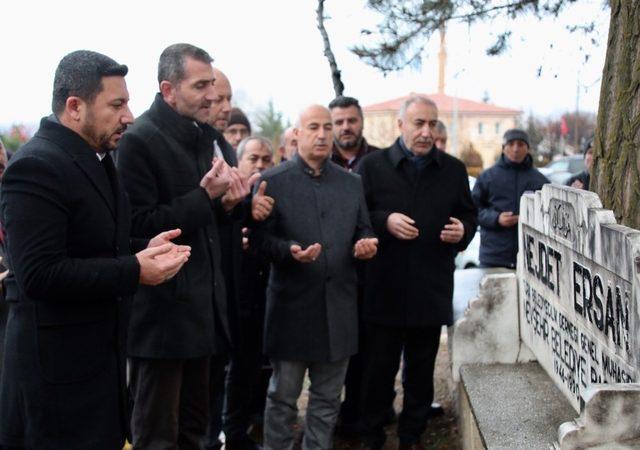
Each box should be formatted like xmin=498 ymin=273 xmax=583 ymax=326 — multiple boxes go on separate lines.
xmin=569 ymin=158 xmax=585 ymax=173
xmin=547 ymin=160 xmax=569 ymax=171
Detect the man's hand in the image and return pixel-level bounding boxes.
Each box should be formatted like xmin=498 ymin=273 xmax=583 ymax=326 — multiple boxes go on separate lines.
xmin=498 ymin=211 xmax=519 ymax=228
xmin=252 ymin=181 xmax=274 ymax=221
xmin=136 ymin=243 xmax=191 ymax=286
xmin=354 ymin=238 xmax=378 ymax=260
xmin=386 ymin=213 xmax=419 ymax=240
xmin=290 ymin=243 xmax=322 ymax=263
xmin=222 ymin=169 xmax=261 ymax=212
xmin=241 ymin=227 xmax=250 ymax=251
xmin=147 ymin=228 xmax=189 ymax=252
xmin=571 ymin=179 xmax=585 ymax=189
xmin=440 ymin=217 xmax=465 ymax=244
xmin=200 ymin=158 xmax=232 ymax=199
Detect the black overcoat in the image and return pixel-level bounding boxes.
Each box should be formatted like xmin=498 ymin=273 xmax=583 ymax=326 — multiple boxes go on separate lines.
xmin=0 ymin=118 xmax=142 ymax=449
xmin=252 ymin=157 xmax=374 ymax=362
xmin=357 ymin=140 xmax=478 ymax=327
xmin=117 ymin=94 xmax=230 ymax=358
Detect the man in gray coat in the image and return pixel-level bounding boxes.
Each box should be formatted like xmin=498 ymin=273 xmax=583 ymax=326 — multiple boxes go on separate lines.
xmin=252 ymin=104 xmax=378 ymax=450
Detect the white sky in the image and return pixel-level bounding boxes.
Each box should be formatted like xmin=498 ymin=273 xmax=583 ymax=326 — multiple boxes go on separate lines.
xmin=1 ymin=0 xmax=610 ymax=132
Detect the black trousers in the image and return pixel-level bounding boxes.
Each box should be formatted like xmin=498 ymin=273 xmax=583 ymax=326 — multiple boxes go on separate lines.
xmin=222 ymin=310 xmax=266 ymax=443
xmin=129 ymin=355 xmax=213 ymax=450
xmin=359 ymin=323 xmax=442 ymax=449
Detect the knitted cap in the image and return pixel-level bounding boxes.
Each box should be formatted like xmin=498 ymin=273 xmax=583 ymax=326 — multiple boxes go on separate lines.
xmin=502 ymin=129 xmax=530 ymax=148
xmin=227 ymin=107 xmax=251 ymax=134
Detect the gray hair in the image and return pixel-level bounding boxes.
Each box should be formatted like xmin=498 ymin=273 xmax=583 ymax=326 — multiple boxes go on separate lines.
xmin=237 ymin=136 xmax=274 ymax=161
xmin=52 ymin=50 xmax=128 ymax=115
xmin=398 ymin=95 xmax=438 ymax=121
xmin=435 ymin=120 xmax=447 ymax=137
xmin=158 ymin=43 xmax=213 ymax=85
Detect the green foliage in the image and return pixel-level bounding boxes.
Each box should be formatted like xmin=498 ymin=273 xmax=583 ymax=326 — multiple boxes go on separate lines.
xmin=351 ymin=0 xmax=602 ymax=74
xmin=255 ymin=100 xmax=289 ymax=146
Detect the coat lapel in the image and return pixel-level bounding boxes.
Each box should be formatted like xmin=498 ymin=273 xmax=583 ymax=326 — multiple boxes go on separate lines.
xmin=72 ymin=155 xmax=117 ymax=218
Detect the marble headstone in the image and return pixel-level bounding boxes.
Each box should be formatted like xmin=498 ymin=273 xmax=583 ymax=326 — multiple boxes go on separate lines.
xmin=517 ymin=184 xmax=640 ymax=412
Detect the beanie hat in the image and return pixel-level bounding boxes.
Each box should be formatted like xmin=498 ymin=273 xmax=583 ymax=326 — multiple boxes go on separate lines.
xmin=502 ymin=129 xmax=530 ymax=148
xmin=227 ymin=107 xmax=251 ymax=134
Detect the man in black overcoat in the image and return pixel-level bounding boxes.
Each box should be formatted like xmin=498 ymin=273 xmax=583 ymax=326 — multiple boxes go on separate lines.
xmin=0 ymin=50 xmax=189 ymax=450
xmin=253 ymin=105 xmax=378 ymax=450
xmin=117 ymin=44 xmax=244 ymax=449
xmin=357 ymin=96 xmax=477 ymax=450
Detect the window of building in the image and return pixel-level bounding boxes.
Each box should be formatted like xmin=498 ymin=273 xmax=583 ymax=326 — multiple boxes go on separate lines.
xmin=478 ymin=122 xmax=484 ymax=135
xmin=495 ymin=122 xmax=500 ymax=134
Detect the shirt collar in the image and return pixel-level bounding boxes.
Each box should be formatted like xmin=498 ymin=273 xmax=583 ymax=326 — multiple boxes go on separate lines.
xmin=294 ymin=153 xmax=330 ymax=178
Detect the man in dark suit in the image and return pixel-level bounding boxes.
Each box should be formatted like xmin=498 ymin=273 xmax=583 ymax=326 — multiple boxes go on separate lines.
xmin=357 ymin=96 xmax=477 ymax=450
xmin=117 ymin=44 xmax=252 ymax=449
xmin=203 ymin=66 xmax=260 ymax=450
xmin=0 ymin=50 xmax=190 ymax=450
xmin=253 ymin=104 xmax=378 ymax=450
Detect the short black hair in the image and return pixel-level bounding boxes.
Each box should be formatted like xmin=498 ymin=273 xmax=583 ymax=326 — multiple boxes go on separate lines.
xmin=158 ymin=43 xmax=213 ymax=85
xmin=52 ymin=50 xmax=128 ymax=115
xmin=328 ymin=96 xmax=363 ymax=117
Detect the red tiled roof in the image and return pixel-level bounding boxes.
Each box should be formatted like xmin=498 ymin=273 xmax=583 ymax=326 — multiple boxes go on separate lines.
xmin=363 ymin=92 xmax=520 ymax=115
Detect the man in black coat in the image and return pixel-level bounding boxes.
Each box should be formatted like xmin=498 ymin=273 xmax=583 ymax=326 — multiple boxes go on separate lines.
xmin=117 ymin=44 xmax=243 ymax=449
xmin=357 ymin=96 xmax=477 ymax=450
xmin=0 ymin=50 xmax=189 ymax=450
xmin=327 ymin=95 xmax=384 ymax=436
xmin=472 ymin=129 xmax=548 ymax=269
xmin=202 ymin=67 xmax=261 ymax=450
xmin=253 ymin=105 xmax=378 ymax=450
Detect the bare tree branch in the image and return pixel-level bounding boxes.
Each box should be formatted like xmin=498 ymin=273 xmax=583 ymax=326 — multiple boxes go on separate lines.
xmin=316 ymin=0 xmax=344 ymax=97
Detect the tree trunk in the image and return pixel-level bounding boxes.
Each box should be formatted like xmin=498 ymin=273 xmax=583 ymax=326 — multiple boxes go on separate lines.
xmin=591 ymin=0 xmax=640 ymax=228
xmin=316 ymin=0 xmax=345 ymax=97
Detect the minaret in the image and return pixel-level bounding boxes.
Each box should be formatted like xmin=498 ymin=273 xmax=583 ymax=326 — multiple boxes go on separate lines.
xmin=438 ymin=23 xmax=446 ymax=94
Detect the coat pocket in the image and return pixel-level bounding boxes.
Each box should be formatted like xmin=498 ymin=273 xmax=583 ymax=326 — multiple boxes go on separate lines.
xmin=36 ymin=319 xmax=112 ymax=384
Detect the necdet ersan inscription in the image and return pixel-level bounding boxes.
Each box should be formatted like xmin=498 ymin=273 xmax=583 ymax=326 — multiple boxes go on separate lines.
xmin=517 ymin=184 xmax=640 ymax=411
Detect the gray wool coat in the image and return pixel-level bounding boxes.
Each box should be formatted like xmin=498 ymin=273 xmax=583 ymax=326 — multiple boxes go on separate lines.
xmin=252 ymin=156 xmax=374 ymax=362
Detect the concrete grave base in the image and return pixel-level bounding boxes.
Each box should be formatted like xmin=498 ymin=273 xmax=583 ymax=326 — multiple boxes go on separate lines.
xmin=459 ymin=363 xmax=576 ymax=450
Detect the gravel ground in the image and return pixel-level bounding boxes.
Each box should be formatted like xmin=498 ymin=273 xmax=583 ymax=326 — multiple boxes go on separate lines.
xmin=293 ymin=329 xmax=460 ymax=450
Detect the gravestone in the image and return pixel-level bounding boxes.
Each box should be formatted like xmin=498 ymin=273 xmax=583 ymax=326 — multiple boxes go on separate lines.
xmin=518 ymin=184 xmax=640 ymax=412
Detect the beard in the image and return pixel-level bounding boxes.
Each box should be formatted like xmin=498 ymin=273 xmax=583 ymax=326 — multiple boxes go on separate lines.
xmin=334 ymin=134 xmax=362 ymax=150
xmin=82 ymin=109 xmax=126 ymax=152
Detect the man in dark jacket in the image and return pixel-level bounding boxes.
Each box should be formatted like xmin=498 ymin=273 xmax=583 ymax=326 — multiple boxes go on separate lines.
xmin=328 ymin=95 xmax=383 ymax=436
xmin=329 ymin=96 xmax=379 ymax=172
xmin=357 ymin=95 xmax=477 ymax=450
xmin=0 ymin=50 xmax=189 ymax=450
xmin=117 ymin=43 xmax=239 ymax=449
xmin=472 ymin=129 xmax=548 ymax=269
xmin=253 ymin=105 xmax=378 ymax=450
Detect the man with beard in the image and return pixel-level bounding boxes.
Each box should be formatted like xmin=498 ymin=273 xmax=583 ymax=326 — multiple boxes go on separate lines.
xmin=117 ymin=44 xmax=242 ymax=449
xmin=328 ymin=96 xmax=381 ymax=437
xmin=0 ymin=50 xmax=190 ymax=450
xmin=357 ymin=96 xmax=477 ymax=450
xmin=329 ymin=96 xmax=379 ymax=172
xmin=253 ymin=104 xmax=377 ymax=450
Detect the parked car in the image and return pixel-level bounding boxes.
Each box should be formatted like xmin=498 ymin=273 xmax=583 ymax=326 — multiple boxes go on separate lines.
xmin=455 ymin=176 xmax=480 ymax=270
xmin=539 ymin=155 xmax=585 ymax=185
